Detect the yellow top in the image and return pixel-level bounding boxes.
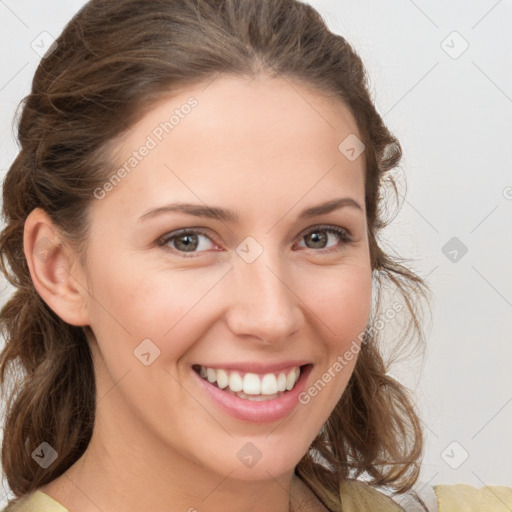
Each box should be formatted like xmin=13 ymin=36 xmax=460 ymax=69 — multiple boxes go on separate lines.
xmin=5 ymin=482 xmax=512 ymax=511
xmin=434 ymin=483 xmax=512 ymax=512
xmin=4 ymin=490 xmax=68 ymax=512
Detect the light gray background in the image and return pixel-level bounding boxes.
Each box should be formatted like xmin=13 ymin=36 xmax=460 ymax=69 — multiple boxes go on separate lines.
xmin=1 ymin=0 xmax=511 ymax=506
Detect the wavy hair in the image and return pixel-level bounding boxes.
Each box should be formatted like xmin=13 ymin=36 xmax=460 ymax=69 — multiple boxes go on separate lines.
xmin=0 ymin=0 xmax=431 ymax=508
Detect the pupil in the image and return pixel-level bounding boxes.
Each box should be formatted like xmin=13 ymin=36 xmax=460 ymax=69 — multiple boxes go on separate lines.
xmin=307 ymin=231 xmax=326 ymax=248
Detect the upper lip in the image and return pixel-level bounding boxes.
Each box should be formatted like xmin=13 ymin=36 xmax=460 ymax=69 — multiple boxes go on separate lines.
xmin=193 ymin=361 xmax=311 ymax=374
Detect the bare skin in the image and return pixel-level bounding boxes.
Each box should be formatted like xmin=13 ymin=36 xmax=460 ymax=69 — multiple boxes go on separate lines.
xmin=27 ymin=73 xmax=371 ymax=512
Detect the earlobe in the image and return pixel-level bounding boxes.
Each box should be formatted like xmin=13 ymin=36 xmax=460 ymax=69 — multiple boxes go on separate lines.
xmin=23 ymin=207 xmax=91 ymax=327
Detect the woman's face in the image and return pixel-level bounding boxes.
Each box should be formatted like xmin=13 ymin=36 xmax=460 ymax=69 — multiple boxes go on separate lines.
xmin=78 ymin=74 xmax=372 ymax=482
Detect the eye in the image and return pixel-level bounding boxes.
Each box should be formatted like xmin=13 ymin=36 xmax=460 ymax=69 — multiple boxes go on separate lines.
xmin=158 ymin=228 xmax=218 ymax=256
xmin=296 ymin=225 xmax=354 ymax=252
xmin=157 ymin=225 xmax=354 ymax=258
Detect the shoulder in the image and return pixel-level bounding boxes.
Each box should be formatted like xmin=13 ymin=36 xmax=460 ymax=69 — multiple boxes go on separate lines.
xmin=338 ymin=480 xmax=512 ymax=512
xmin=3 ymin=490 xmax=70 ymax=512
xmin=433 ymin=483 xmax=512 ymax=511
xmin=338 ymin=479 xmax=407 ymax=511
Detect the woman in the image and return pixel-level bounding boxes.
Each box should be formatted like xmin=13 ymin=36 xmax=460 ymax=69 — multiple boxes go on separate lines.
xmin=0 ymin=1 xmax=510 ymax=511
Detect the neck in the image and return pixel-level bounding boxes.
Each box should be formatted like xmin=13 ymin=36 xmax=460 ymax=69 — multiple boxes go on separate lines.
xmin=39 ymin=417 xmax=302 ymax=512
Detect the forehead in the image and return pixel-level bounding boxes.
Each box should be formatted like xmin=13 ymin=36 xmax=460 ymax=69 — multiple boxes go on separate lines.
xmin=99 ymin=74 xmax=366 ymax=221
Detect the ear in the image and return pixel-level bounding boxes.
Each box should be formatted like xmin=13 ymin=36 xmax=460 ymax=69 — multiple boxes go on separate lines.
xmin=23 ymin=207 xmax=91 ymax=326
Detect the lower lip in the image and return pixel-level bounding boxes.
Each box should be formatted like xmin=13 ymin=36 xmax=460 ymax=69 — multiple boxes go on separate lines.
xmin=192 ymin=365 xmax=312 ymax=423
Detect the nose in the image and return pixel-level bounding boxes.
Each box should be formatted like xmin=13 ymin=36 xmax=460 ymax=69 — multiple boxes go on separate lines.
xmin=224 ymin=247 xmax=303 ymax=345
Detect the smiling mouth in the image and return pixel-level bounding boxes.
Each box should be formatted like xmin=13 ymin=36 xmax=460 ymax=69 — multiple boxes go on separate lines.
xmin=192 ymin=363 xmax=310 ymax=401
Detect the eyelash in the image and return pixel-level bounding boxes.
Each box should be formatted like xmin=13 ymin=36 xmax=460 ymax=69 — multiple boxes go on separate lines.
xmin=157 ymin=225 xmax=354 ymax=258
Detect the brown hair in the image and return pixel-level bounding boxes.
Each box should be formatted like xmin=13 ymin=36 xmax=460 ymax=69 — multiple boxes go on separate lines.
xmin=0 ymin=0 xmax=431 ymax=508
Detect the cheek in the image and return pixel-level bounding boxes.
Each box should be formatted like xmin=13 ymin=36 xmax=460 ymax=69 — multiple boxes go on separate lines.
xmin=296 ymin=267 xmax=371 ymax=417
xmin=84 ymin=251 xmax=227 ymax=364
xmin=302 ymin=264 xmax=372 ymax=341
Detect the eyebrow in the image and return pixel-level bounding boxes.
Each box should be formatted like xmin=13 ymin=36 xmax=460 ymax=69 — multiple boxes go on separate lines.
xmin=138 ymin=197 xmax=363 ymax=223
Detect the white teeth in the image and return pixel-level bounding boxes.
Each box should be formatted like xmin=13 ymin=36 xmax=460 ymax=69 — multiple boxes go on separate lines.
xmin=286 ymin=369 xmax=296 ymax=391
xmin=206 ymin=367 xmax=217 ymax=383
xmin=196 ymin=365 xmax=302 ymax=397
xmin=276 ymin=372 xmax=287 ymax=392
xmin=229 ymin=371 xmax=243 ymax=392
xmin=216 ymin=369 xmax=229 ymax=389
xmin=243 ymin=373 xmax=261 ymax=395
xmin=260 ymin=373 xmax=278 ymax=395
